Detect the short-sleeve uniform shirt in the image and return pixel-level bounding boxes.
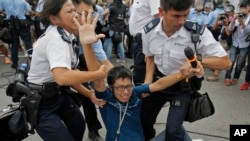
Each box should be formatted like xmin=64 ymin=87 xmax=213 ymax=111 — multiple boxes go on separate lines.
xmin=27 ymin=25 xmax=77 ymax=84
xmin=142 ymin=18 xmax=228 ymax=75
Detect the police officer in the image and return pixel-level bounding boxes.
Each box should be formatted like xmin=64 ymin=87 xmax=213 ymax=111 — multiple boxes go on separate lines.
xmin=204 ymin=0 xmax=225 ymax=39
xmin=0 ymin=0 xmax=34 ymax=69
xmin=188 ymin=1 xmax=207 ymax=26
xmin=142 ymin=0 xmax=231 ymax=141
xmin=26 ymin=0 xmax=106 ymax=140
xmin=128 ymin=0 xmax=160 ymax=86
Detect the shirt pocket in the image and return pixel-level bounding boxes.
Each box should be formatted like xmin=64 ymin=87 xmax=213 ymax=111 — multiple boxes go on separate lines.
xmin=149 ymin=47 xmax=163 ymax=65
xmin=169 ymin=48 xmax=186 ymax=66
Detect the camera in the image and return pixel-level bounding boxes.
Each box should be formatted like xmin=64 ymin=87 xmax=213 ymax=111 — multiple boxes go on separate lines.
xmin=219 ymin=14 xmax=227 ymax=20
xmin=238 ymin=13 xmax=244 ymax=18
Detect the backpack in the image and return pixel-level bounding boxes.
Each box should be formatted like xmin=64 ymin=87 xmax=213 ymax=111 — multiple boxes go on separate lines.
xmin=108 ymin=3 xmax=127 ymax=32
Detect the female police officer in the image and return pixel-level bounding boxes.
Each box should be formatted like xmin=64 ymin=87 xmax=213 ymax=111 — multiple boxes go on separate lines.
xmin=27 ymin=0 xmax=106 ymax=140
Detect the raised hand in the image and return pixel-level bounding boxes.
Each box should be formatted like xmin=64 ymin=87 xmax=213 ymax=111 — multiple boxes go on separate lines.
xmin=73 ymin=9 xmax=105 ymax=45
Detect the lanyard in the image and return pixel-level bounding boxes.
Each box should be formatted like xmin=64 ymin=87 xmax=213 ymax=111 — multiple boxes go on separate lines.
xmin=57 ymin=26 xmax=79 ymax=69
xmin=115 ymin=102 xmax=129 ymax=141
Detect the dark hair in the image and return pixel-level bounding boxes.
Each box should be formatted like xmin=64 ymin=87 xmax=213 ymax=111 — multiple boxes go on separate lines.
xmin=224 ymin=4 xmax=235 ymax=12
xmin=107 ymin=66 xmax=132 ymax=86
xmin=71 ymin=0 xmax=96 ymax=12
xmin=72 ymin=0 xmax=94 ymax=6
xmin=239 ymin=0 xmax=250 ymax=7
xmin=160 ymin=0 xmax=194 ymax=11
xmin=39 ymin=0 xmax=68 ymax=25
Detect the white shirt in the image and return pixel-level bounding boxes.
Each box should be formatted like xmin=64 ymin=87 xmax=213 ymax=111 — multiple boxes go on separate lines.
xmin=27 ymin=25 xmax=77 ymax=84
xmin=142 ymin=18 xmax=228 ymax=75
xmin=35 ymin=0 xmax=44 ymax=12
xmin=129 ymin=0 xmax=160 ymax=36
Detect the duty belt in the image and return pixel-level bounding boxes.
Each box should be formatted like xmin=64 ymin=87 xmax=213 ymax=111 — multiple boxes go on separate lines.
xmin=154 ymin=69 xmax=191 ymax=92
xmin=28 ymin=83 xmax=43 ymax=93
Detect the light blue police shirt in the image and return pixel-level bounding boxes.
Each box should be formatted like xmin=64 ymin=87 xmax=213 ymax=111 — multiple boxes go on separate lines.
xmin=188 ymin=8 xmax=207 ymax=26
xmin=0 ymin=0 xmax=31 ymax=19
xmin=204 ymin=8 xmax=225 ymax=27
xmin=78 ymin=39 xmax=107 ymax=61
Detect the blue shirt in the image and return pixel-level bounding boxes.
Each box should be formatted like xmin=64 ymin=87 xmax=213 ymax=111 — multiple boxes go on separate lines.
xmin=0 ymin=0 xmax=31 ymax=20
xmin=35 ymin=0 xmax=44 ymax=12
xmin=188 ymin=8 xmax=207 ymax=26
xmin=95 ymin=4 xmax=104 ymax=23
xmin=78 ymin=39 xmax=107 ymax=61
xmin=95 ymin=84 xmax=150 ymax=141
xmin=204 ymin=8 xmax=225 ymax=27
xmin=229 ymin=15 xmax=250 ymax=48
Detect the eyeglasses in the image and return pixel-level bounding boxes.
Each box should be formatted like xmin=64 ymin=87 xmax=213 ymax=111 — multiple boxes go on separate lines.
xmin=111 ymin=84 xmax=134 ymax=92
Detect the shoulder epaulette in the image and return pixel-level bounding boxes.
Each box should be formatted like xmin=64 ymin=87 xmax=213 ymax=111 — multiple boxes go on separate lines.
xmin=184 ymin=21 xmax=205 ymax=35
xmin=143 ymin=18 xmax=160 ymax=34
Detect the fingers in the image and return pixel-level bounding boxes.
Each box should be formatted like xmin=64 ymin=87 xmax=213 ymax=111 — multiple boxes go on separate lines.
xmin=96 ymin=34 xmax=106 ymax=40
xmin=141 ymin=93 xmax=150 ymax=98
xmin=97 ymin=100 xmax=106 ymax=108
xmin=81 ymin=11 xmax=86 ymax=25
xmin=188 ymin=63 xmax=204 ymax=77
xmin=93 ymin=98 xmax=106 ymax=107
xmin=73 ymin=17 xmax=80 ymax=28
xmin=86 ymin=9 xmax=92 ymax=24
xmin=92 ymin=13 xmax=98 ymax=28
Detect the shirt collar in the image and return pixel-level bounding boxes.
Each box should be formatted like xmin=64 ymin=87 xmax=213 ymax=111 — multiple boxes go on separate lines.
xmin=155 ymin=18 xmax=189 ymax=38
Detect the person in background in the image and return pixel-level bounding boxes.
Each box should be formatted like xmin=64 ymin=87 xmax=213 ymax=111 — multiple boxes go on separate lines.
xmin=0 ymin=41 xmax=11 ymax=64
xmin=103 ymin=0 xmax=127 ymax=65
xmin=128 ymin=0 xmax=160 ymax=87
xmin=188 ymin=0 xmax=207 ymax=26
xmin=224 ymin=0 xmax=250 ymax=86
xmin=0 ymin=0 xmax=34 ymax=69
xmin=142 ymin=0 xmax=231 ymax=140
xmin=203 ymin=2 xmax=213 ymax=16
xmin=33 ymin=0 xmax=45 ymax=39
xmin=240 ymin=0 xmax=250 ymax=91
xmin=26 ymin=0 xmax=107 ymax=140
xmin=207 ymin=4 xmax=235 ymax=82
xmin=92 ymin=0 xmax=104 ymax=36
xmin=72 ymin=0 xmax=113 ymax=140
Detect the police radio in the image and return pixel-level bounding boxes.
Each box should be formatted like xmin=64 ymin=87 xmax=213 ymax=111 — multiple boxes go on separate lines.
xmin=191 ymin=22 xmax=200 ymax=44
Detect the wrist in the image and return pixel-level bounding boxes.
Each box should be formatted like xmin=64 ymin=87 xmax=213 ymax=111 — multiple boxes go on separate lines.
xmin=197 ymin=54 xmax=202 ymax=64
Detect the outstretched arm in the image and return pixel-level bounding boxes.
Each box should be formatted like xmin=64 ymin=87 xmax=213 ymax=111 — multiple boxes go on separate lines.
xmin=73 ymin=9 xmax=107 ymax=92
xmin=149 ymin=62 xmax=204 ymax=93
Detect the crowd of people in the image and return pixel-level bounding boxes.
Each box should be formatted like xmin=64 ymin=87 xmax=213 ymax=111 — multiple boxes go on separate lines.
xmin=1 ymin=0 xmax=250 ymax=141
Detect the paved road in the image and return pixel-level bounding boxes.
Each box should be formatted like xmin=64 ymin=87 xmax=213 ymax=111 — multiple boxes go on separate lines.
xmin=1 ymin=53 xmax=250 ymax=141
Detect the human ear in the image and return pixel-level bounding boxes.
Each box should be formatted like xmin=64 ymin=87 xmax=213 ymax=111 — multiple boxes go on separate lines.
xmin=49 ymin=15 xmax=59 ymax=25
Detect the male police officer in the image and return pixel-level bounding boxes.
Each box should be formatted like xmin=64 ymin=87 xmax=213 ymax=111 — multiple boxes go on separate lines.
xmin=141 ymin=0 xmax=231 ymax=140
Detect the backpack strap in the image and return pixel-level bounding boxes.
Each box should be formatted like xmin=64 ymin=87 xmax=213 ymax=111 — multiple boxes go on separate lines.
xmin=143 ymin=18 xmax=160 ymax=34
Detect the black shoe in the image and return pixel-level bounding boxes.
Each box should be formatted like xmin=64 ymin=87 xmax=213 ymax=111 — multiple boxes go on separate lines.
xmin=11 ymin=63 xmax=18 ymax=69
xmin=88 ymin=131 xmax=104 ymax=141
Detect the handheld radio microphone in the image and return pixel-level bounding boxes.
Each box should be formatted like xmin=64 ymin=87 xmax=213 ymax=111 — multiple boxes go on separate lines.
xmin=184 ymin=46 xmax=197 ymax=68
